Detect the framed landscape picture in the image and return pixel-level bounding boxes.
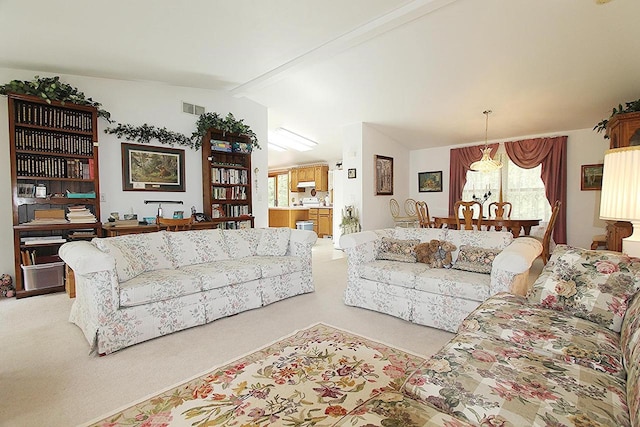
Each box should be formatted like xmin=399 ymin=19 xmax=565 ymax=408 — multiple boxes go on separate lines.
xmin=122 ymin=143 xmax=185 ymax=192
xmin=375 ymin=155 xmax=393 ymax=195
xmin=581 ymin=164 xmax=603 ymax=191
xmin=418 ymin=171 xmax=443 ymax=192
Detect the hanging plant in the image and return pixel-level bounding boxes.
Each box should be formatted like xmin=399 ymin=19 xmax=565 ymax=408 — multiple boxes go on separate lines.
xmin=104 ymin=123 xmax=197 ymax=149
xmin=594 ymin=98 xmax=640 ymax=138
xmin=0 ymin=75 xmax=111 ymax=122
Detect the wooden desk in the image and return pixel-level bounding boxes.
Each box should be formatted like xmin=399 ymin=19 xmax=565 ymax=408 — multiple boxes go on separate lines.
xmin=432 ymin=216 xmax=540 ymax=238
xmin=102 ymin=221 xmax=221 ymax=237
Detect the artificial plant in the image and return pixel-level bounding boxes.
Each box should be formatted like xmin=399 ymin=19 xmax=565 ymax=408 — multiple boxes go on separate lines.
xmin=594 ymin=98 xmax=640 ymax=138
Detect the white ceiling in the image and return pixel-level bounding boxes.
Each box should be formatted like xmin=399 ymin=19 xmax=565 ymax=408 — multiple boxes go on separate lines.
xmin=1 ymin=0 xmax=639 ymax=169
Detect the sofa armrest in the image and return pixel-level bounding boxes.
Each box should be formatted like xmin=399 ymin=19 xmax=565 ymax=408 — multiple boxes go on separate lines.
xmin=490 ymin=237 xmax=542 ymax=295
xmin=59 ymin=241 xmax=115 ymax=274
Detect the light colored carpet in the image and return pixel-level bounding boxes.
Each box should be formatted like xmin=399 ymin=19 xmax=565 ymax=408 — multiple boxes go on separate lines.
xmin=0 ymin=238 xmax=543 ymax=426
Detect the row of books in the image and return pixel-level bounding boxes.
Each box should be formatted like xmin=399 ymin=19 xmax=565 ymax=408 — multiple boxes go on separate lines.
xmin=16 ymin=154 xmax=94 ymax=179
xmin=211 ymin=186 xmax=248 ymax=201
xmin=67 ymin=205 xmax=97 ymax=223
xmin=14 ymin=128 xmax=94 ymax=155
xmin=15 ymin=101 xmax=93 ymax=132
xmin=213 ymin=220 xmax=252 ymax=230
xmin=211 ymin=203 xmax=250 ymax=218
xmin=20 ymin=235 xmax=67 ymax=246
xmin=211 ymin=168 xmax=248 ymax=185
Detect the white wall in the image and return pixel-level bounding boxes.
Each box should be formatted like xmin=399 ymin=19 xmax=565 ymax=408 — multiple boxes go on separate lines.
xmin=409 ymin=128 xmax=610 ymax=249
xmin=0 ymin=67 xmax=268 ymax=276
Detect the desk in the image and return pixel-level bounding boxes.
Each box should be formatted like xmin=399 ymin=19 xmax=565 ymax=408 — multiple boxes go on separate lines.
xmin=432 ymin=216 xmax=540 ymax=238
xmin=102 ymin=221 xmax=220 ymax=237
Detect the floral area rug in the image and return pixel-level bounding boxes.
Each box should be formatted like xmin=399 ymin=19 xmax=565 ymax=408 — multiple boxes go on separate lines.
xmin=86 ymin=323 xmax=433 ymax=427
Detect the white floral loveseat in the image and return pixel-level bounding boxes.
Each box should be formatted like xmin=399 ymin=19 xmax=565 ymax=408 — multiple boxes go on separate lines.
xmin=339 ymin=227 xmax=542 ymax=332
xmin=59 ymin=227 xmax=317 ymax=354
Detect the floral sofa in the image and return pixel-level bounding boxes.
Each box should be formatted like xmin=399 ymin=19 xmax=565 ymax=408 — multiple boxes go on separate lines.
xmin=58 ymin=227 xmax=317 ymax=355
xmin=339 ymin=227 xmax=542 ymax=332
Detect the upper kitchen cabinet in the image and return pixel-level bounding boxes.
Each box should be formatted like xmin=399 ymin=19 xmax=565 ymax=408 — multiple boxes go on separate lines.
xmin=289 ymin=165 xmax=329 ymax=192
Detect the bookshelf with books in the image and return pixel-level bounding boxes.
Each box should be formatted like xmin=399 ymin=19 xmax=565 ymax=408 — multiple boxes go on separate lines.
xmin=201 ymin=128 xmax=254 ymax=229
xmin=7 ymin=93 xmax=102 ymax=298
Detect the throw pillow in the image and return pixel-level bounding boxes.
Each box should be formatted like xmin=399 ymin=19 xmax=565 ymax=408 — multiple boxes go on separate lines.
xmin=256 ymin=227 xmax=291 ymax=256
xmin=453 ymin=245 xmax=501 ymax=274
xmin=376 ymin=237 xmax=419 ymax=263
xmin=526 ymin=245 xmax=640 ymax=332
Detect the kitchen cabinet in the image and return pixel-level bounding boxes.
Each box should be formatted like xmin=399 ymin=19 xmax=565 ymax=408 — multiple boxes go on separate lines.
xmin=314 ymin=165 xmax=329 ymax=191
xmin=289 ymin=165 xmax=329 ymax=191
xmin=309 ymin=207 xmax=333 ymax=237
xmin=289 ymin=169 xmax=302 ymax=192
xmin=268 ymin=208 xmax=309 ymax=228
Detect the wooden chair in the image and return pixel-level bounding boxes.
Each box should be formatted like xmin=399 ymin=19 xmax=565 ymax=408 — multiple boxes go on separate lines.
xmin=390 ymin=198 xmax=418 ymax=227
xmin=415 ymin=201 xmax=433 ymax=228
xmin=156 ymin=216 xmax=193 ymax=232
xmin=537 ymin=200 xmax=561 ymax=265
xmin=454 ymin=200 xmax=483 ymax=230
xmin=488 ymin=201 xmax=512 ymax=219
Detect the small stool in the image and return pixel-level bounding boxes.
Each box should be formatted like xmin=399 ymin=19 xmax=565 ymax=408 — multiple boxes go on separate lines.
xmin=591 ymin=234 xmax=607 ymax=250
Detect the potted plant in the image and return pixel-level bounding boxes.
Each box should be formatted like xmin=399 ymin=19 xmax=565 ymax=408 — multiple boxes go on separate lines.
xmin=594 ymin=98 xmax=640 ymax=138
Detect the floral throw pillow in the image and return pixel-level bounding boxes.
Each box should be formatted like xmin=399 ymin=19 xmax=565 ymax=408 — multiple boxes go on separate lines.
xmin=376 ymin=237 xmax=419 ymax=263
xmin=453 ymin=245 xmax=501 ymax=274
xmin=526 ymin=245 xmax=640 ymax=332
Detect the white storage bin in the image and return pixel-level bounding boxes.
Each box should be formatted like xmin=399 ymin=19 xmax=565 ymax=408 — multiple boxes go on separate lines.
xmin=21 ymin=261 xmax=65 ymax=291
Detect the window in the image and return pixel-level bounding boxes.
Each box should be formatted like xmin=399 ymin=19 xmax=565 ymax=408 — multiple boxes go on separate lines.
xmin=268 ymin=172 xmax=289 ymax=207
xmin=462 ymin=153 xmax=551 ymax=221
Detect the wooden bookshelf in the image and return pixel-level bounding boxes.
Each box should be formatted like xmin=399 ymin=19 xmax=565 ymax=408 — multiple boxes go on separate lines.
xmin=7 ymin=93 xmax=102 ymax=298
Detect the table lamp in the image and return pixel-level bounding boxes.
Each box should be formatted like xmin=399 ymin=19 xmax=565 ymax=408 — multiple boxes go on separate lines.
xmin=599 ymin=146 xmax=640 ymax=257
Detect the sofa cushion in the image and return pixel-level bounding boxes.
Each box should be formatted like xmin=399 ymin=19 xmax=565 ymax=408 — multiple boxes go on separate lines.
xmin=180 ymin=260 xmax=262 ymax=291
xmin=527 ymin=245 xmax=640 ymax=332
xmin=376 ymin=237 xmax=419 ymax=263
xmin=414 ymin=268 xmax=492 ymax=301
xmin=453 ymin=245 xmax=501 ymax=274
xmin=119 ymin=268 xmax=202 ymax=307
xmin=223 ymin=229 xmax=262 ymax=259
xmin=256 ymin=227 xmax=291 ymax=256
xmin=404 ymin=332 xmax=630 ymax=427
xmin=165 ymin=229 xmax=230 ymax=267
xmin=92 ymin=232 xmax=174 ymax=282
xmin=461 ymin=293 xmax=626 ymax=378
xmin=247 ymin=256 xmax=305 ymax=278
xmin=360 ymin=260 xmax=430 ymax=289
xmin=444 ymin=229 xmax=513 ymax=262
xmin=392 ymin=227 xmax=447 ymax=242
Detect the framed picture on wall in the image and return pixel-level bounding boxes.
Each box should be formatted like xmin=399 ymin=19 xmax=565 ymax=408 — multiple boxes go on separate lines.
xmin=347 ymin=168 xmax=357 ymax=179
xmin=581 ymin=164 xmax=603 ymax=191
xmin=418 ymin=171 xmax=443 ymax=192
xmin=375 ymin=155 xmax=393 ymax=195
xmin=122 ymin=143 xmax=186 ymax=192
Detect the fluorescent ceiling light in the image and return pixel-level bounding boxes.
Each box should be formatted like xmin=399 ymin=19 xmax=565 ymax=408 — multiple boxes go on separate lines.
xmin=268 ymin=143 xmax=287 ymax=152
xmin=268 ymin=127 xmax=318 ymax=152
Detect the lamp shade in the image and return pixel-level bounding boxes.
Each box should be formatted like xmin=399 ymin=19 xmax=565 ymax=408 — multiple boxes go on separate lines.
xmin=600 ymin=146 xmax=640 ymax=257
xmin=600 ymin=146 xmax=640 ymax=221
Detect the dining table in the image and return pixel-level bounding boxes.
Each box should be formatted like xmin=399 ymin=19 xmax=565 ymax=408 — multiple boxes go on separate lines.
xmin=432 ymin=216 xmax=541 ymax=238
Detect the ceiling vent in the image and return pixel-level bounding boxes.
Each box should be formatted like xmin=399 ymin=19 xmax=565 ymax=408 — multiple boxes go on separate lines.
xmin=182 ymin=102 xmax=205 ymax=115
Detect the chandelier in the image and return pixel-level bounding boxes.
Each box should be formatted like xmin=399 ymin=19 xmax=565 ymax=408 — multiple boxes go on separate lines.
xmin=470 ymin=110 xmax=503 ymax=172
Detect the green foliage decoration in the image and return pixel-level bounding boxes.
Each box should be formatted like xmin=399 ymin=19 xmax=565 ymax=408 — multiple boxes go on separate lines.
xmin=594 ymin=98 xmax=640 ymax=138
xmin=192 ymin=112 xmax=260 ymax=149
xmin=0 ymin=75 xmax=111 ymax=122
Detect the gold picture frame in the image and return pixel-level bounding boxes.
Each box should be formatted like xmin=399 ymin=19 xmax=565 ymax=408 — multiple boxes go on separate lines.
xmin=580 ymin=164 xmax=603 ymax=191
xmin=122 ymin=143 xmax=185 ymax=192
xmin=375 ymin=155 xmax=393 ymax=195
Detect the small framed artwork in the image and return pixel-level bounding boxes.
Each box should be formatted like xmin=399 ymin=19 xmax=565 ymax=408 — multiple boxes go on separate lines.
xmin=581 ymin=164 xmax=603 ymax=191
xmin=122 ymin=143 xmax=186 ymax=192
xmin=375 ymin=155 xmax=394 ymax=195
xmin=418 ymin=171 xmax=443 ymax=192
xmin=347 ymin=168 xmax=357 ymax=179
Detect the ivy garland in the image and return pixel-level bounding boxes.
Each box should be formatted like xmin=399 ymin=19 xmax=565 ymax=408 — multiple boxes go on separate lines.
xmin=0 ymin=75 xmax=112 ymax=122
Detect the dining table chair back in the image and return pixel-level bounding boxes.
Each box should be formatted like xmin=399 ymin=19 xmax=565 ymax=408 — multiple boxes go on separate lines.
xmin=415 ymin=201 xmax=433 ymax=228
xmin=540 ymin=200 xmax=561 ymax=264
xmin=454 ymin=200 xmax=483 ymax=230
xmin=389 ymin=198 xmax=419 ymax=227
xmin=404 ymin=199 xmax=418 ymax=217
xmin=488 ymin=201 xmax=512 ymax=219
xmin=157 ymin=216 xmax=194 ymax=232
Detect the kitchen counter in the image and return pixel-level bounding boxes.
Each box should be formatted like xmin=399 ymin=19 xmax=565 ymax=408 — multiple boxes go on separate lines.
xmin=268 ymin=206 xmax=333 ymax=229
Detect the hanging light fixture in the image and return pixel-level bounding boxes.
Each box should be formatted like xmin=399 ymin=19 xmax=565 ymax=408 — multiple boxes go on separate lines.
xmin=470 ymin=110 xmax=503 ymax=172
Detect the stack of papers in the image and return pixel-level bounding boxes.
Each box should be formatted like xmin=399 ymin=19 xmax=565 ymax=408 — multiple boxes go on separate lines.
xmin=67 ymin=205 xmax=97 ymax=223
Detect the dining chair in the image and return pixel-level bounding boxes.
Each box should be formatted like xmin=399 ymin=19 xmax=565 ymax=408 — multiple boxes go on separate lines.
xmin=156 ymin=216 xmax=194 ymax=232
xmin=533 ymin=200 xmax=561 ymax=265
xmin=390 ymin=198 xmax=418 ymax=228
xmin=415 ymin=201 xmax=434 ymax=228
xmin=454 ymin=200 xmax=483 ymax=230
xmin=488 ymin=201 xmax=512 ymax=219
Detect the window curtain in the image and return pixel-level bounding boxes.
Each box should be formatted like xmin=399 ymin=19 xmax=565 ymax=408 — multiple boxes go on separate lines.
xmin=448 ymin=143 xmax=499 ymax=215
xmin=504 ymin=136 xmax=567 ymax=244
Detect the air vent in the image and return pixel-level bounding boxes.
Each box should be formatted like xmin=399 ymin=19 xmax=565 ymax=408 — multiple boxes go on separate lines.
xmin=182 ymin=102 xmax=205 ymax=115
